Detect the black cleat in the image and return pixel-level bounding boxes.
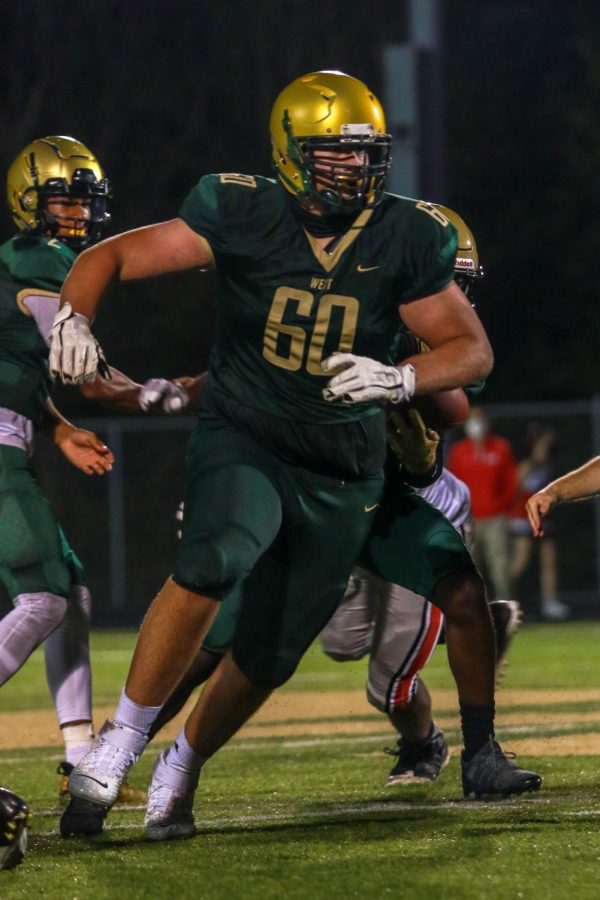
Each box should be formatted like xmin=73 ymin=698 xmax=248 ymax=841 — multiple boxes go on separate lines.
xmin=490 ymin=599 xmax=522 ymax=683
xmin=385 ymin=726 xmax=450 ymax=786
xmin=461 ymin=737 xmax=542 ymax=799
xmin=60 ymin=796 xmax=107 ymax=838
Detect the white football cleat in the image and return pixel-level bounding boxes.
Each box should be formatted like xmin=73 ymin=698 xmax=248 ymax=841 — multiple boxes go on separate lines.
xmin=144 ymin=750 xmax=198 ymax=842
xmin=68 ymin=720 xmax=145 ymax=809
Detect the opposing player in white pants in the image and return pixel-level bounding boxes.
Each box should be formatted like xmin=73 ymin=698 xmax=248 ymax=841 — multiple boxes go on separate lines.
xmin=321 ymin=443 xmax=520 ymax=786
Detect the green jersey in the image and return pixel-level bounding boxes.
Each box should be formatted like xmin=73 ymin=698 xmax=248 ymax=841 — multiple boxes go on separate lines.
xmin=180 ymin=175 xmax=456 ymax=477
xmin=180 ymin=175 xmax=456 ymax=424
xmin=0 ymin=235 xmax=75 ymax=424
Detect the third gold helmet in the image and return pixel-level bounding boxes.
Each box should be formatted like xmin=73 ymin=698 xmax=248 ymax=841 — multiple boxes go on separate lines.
xmin=269 ymin=70 xmax=391 ymax=213
xmin=7 ymin=135 xmax=111 ymax=250
xmin=432 ymin=204 xmax=484 ymax=300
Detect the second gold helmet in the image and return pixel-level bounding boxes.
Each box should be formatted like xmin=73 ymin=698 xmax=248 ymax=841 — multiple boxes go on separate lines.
xmin=432 ymin=204 xmax=484 ymax=300
xmin=7 ymin=135 xmax=111 ymax=250
xmin=270 ymin=70 xmax=391 ymax=213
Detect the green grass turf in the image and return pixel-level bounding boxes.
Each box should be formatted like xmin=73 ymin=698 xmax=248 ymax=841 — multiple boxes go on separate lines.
xmin=2 ymin=624 xmax=600 ymax=898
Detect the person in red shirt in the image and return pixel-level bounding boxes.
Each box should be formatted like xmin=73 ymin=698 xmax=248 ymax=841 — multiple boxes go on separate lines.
xmin=448 ymin=406 xmax=517 ymax=601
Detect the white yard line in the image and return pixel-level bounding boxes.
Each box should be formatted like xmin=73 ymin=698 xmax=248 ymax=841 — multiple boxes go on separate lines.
xmin=33 ymin=794 xmax=554 ymax=835
xmin=0 ymin=720 xmax=591 ymax=765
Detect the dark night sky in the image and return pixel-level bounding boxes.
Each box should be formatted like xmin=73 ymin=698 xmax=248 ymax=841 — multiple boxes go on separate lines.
xmin=1 ymin=0 xmax=599 ymax=401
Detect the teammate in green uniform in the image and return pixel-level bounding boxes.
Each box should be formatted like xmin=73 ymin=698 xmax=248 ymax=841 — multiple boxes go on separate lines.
xmin=137 ymin=209 xmax=521 ymax=792
xmin=48 ymin=71 xmax=536 ymax=840
xmin=0 ymin=136 xmax=158 ymax=837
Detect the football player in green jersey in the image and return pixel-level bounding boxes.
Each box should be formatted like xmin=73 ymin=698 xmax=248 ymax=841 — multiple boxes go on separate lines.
xmin=47 ymin=71 xmax=534 ymax=838
xmin=132 ymin=210 xmax=524 ymax=794
xmin=0 ymin=136 xmax=162 ymax=835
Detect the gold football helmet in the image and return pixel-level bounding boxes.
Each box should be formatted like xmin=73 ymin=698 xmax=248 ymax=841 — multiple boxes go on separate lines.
xmin=433 ymin=204 xmax=484 ymax=300
xmin=7 ymin=135 xmax=111 ymax=250
xmin=270 ymin=70 xmax=391 ymax=212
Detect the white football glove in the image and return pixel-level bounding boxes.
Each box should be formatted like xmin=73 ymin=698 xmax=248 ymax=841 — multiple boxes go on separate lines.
xmin=49 ymin=302 xmax=109 ymax=384
xmin=322 ymin=352 xmax=416 ymax=405
xmin=139 ymin=378 xmax=190 ymax=413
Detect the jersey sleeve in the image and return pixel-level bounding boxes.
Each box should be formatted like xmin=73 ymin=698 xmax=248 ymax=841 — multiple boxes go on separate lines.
xmin=398 ymin=206 xmax=458 ymax=304
xmin=179 ymin=175 xmax=223 ymax=250
xmin=179 ymin=173 xmax=269 ymax=260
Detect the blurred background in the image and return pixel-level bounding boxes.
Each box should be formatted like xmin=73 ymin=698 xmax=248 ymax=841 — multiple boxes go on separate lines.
xmin=1 ymin=0 xmax=599 ymax=623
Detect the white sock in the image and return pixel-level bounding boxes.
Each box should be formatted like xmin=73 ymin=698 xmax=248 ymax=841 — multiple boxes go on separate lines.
xmin=62 ymin=722 xmax=94 ymax=766
xmin=114 ymin=689 xmax=161 ymax=736
xmin=155 ymin=728 xmax=206 ymax=794
xmin=166 ymin=726 xmax=207 ymax=774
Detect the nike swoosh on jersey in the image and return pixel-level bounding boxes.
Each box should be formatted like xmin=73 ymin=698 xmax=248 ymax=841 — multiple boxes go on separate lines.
xmin=364 ymin=503 xmax=380 ymax=512
xmin=356 ymin=264 xmax=380 ymax=273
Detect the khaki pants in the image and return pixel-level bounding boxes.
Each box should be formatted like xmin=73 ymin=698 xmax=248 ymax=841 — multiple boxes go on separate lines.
xmin=471 ymin=514 xmax=511 ymax=600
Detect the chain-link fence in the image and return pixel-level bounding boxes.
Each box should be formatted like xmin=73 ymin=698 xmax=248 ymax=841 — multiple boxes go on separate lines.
xmin=3 ymin=398 xmax=599 ymax=626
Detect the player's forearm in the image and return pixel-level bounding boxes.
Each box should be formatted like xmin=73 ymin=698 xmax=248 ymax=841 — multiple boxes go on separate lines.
xmin=59 ymin=221 xmax=213 ymax=320
xmin=79 ymin=368 xmax=144 ymax=412
xmin=41 ymin=398 xmax=75 ymax=443
xmin=60 ymin=240 xmax=121 ymax=319
xmin=403 ymin=335 xmax=493 ymax=396
xmin=542 ymin=457 xmax=600 ymax=505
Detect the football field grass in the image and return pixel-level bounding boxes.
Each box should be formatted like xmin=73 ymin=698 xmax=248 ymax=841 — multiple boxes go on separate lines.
xmin=1 ymin=623 xmax=600 ymax=899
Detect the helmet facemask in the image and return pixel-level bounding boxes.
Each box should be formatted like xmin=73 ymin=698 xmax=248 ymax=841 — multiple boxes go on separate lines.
xmin=283 ymin=115 xmax=391 ymax=213
xmin=34 ymin=169 xmax=111 ymax=251
xmin=455 ymin=266 xmax=485 ymax=303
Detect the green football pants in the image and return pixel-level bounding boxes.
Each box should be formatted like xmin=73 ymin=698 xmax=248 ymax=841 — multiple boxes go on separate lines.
xmin=0 ymin=445 xmax=84 ymax=600
xmin=173 ymin=416 xmax=383 ymax=686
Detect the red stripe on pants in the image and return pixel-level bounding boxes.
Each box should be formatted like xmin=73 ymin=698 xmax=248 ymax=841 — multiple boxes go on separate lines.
xmin=390 ymin=604 xmax=444 ymax=709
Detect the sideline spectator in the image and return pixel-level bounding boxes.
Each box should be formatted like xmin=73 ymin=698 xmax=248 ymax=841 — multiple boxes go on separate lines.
xmin=509 ymin=424 xmax=569 ymax=621
xmin=447 ymin=406 xmax=516 ymax=601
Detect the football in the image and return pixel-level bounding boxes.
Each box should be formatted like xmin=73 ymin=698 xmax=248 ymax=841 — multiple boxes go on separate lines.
xmin=412 ymin=388 xmax=470 ymax=432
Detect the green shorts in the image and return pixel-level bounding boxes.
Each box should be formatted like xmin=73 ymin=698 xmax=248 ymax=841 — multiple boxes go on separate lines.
xmin=199 ymin=459 xmax=475 ymax=671
xmin=0 ymin=444 xmax=85 ymax=600
xmin=202 ymin=587 xmax=242 ymax=655
xmin=173 ymin=414 xmax=384 ymax=686
xmin=359 ymin=464 xmax=476 ymax=598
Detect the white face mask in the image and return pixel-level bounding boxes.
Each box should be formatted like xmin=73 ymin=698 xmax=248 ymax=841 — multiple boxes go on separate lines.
xmin=464 ymin=418 xmax=487 ymax=440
